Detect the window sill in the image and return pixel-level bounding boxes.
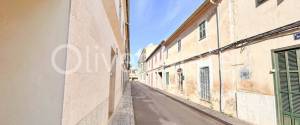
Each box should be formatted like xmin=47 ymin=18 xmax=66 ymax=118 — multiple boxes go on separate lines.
xmin=199 ymin=98 xmax=211 ymax=103
xmin=198 ymin=37 xmax=206 ymax=42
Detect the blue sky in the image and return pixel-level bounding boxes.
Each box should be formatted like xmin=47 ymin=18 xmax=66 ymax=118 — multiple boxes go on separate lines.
xmin=130 ymin=0 xmax=204 ymax=68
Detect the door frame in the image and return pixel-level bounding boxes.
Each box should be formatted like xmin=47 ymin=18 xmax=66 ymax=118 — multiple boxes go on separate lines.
xmin=272 ymin=44 xmax=300 ymax=125
xmin=108 ymin=48 xmax=117 ymax=118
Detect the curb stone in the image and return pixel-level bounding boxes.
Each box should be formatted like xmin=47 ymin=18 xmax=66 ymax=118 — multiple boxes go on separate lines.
xmin=109 ymin=82 xmax=135 ymax=125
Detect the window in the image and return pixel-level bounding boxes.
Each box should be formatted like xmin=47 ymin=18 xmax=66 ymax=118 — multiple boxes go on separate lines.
xmin=178 ymin=40 xmax=181 ymax=52
xmin=165 ymin=72 xmax=169 ymax=85
xmin=160 ymin=51 xmax=162 ymax=60
xmin=166 ymin=49 xmax=168 ymax=59
xmin=151 ymin=59 xmax=153 ymax=69
xmin=256 ymin=0 xmax=267 ymax=6
xmin=200 ymin=67 xmax=210 ymax=101
xmin=199 ymin=21 xmax=206 ymax=40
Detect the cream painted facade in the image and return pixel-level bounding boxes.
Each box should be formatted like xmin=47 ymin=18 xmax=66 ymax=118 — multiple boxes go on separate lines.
xmin=145 ymin=42 xmax=165 ymax=89
xmin=0 ymin=0 xmax=130 ymax=125
xmin=142 ymin=0 xmax=300 ymax=125
xmin=138 ymin=49 xmax=147 ymax=82
xmin=137 ymin=44 xmax=157 ymax=83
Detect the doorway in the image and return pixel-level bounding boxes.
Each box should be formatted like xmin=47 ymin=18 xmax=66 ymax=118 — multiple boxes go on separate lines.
xmin=177 ymin=68 xmax=183 ymax=92
xmin=158 ymin=72 xmax=162 ymax=88
xmin=108 ymin=48 xmax=117 ymax=118
xmin=165 ymin=72 xmax=170 ymax=86
xmin=273 ymin=46 xmax=300 ymax=125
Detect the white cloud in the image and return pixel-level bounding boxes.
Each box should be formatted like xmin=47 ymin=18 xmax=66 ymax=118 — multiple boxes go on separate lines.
xmin=146 ymin=42 xmax=154 ymax=48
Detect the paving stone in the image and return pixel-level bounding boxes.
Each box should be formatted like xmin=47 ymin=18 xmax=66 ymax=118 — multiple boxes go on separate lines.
xmin=109 ymin=82 xmax=135 ymax=125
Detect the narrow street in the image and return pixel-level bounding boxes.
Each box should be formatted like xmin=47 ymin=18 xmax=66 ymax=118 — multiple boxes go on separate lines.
xmin=131 ymin=82 xmax=226 ymax=125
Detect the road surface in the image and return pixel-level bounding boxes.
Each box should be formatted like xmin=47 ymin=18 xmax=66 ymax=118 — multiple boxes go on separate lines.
xmin=131 ymin=82 xmax=226 ymax=125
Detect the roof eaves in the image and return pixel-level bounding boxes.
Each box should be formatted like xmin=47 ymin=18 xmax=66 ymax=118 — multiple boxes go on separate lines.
xmin=164 ymin=0 xmax=212 ymax=46
xmin=145 ymin=41 xmax=165 ymax=61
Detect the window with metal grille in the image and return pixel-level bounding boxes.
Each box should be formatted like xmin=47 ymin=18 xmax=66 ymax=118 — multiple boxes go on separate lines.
xmin=200 ymin=67 xmax=210 ymax=101
xmin=199 ymin=21 xmax=206 ymax=40
xmin=178 ymin=40 xmax=181 ymax=52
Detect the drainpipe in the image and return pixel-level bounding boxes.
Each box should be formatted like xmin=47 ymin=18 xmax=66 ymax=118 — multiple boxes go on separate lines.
xmin=215 ymin=1 xmax=223 ymax=113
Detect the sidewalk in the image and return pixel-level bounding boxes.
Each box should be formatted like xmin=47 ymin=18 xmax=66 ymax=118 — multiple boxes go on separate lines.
xmin=142 ymin=83 xmax=251 ymax=125
xmin=109 ymin=82 xmax=135 ymax=125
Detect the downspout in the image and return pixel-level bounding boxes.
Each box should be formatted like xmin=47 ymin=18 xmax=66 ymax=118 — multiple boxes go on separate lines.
xmin=215 ymin=1 xmax=223 ymax=113
xmin=229 ymin=0 xmax=239 ymax=117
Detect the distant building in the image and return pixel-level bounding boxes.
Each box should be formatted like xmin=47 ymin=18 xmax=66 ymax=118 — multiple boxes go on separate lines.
xmin=143 ymin=0 xmax=300 ymax=125
xmin=129 ymin=68 xmax=138 ymax=81
xmin=145 ymin=41 xmax=165 ymax=89
xmin=137 ymin=44 xmax=158 ymax=83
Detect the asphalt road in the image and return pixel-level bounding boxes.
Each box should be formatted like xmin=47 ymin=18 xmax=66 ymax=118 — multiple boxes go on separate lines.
xmin=131 ymin=82 xmax=226 ymax=125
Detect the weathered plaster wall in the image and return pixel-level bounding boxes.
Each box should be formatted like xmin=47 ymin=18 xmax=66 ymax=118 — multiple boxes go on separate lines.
xmin=237 ymin=91 xmax=277 ymax=125
xmin=0 ymin=0 xmax=70 ymax=125
xmin=221 ymin=31 xmax=300 ymax=124
xmin=144 ymin=1 xmax=300 ymax=125
xmin=159 ymin=4 xmax=222 ymax=112
xmin=164 ymin=5 xmax=218 ymax=66
xmin=222 ymin=0 xmax=300 ymax=47
xmin=62 ymin=0 xmax=126 ymax=125
xmin=218 ymin=0 xmax=300 ymax=123
xmin=163 ymin=55 xmax=221 ymax=112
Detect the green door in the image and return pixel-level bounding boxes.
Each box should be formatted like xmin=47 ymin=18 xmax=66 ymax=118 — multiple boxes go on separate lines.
xmin=274 ymin=48 xmax=300 ymax=125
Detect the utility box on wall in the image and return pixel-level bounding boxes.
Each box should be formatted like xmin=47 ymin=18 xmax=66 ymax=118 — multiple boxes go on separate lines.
xmin=240 ymin=67 xmax=251 ymax=80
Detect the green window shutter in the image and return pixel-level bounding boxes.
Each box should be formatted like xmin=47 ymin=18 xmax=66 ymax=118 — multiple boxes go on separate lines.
xmin=278 ymin=52 xmax=291 ymax=113
xmin=288 ymin=50 xmax=298 ymax=70
xmin=166 ymin=72 xmax=169 ymax=85
xmin=292 ymin=94 xmax=300 ymax=114
xmin=287 ymin=50 xmax=300 ymax=115
xmin=199 ymin=21 xmax=206 ymax=40
xmin=290 ymin=72 xmax=300 ymax=92
xmin=275 ymin=48 xmax=300 ymax=125
xmin=278 ymin=52 xmax=287 ymax=71
xmin=280 ymin=72 xmax=289 ymax=92
xmin=203 ymin=22 xmax=206 ymax=38
xmin=282 ymin=93 xmax=291 ymax=112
